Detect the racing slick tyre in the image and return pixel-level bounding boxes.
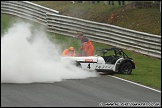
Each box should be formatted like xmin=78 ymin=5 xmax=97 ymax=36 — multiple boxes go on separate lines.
xmin=76 ymin=62 xmax=82 ymax=68
xmin=119 ymin=62 xmax=132 ymax=74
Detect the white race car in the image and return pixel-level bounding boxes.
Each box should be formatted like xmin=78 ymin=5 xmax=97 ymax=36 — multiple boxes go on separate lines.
xmin=61 ymin=47 xmax=135 ymax=74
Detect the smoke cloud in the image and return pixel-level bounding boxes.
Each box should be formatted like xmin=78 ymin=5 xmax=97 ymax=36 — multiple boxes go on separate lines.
xmin=1 ymin=21 xmax=98 ymax=83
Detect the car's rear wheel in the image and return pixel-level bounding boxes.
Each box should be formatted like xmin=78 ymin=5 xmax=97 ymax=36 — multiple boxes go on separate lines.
xmin=119 ymin=62 xmax=132 ymax=74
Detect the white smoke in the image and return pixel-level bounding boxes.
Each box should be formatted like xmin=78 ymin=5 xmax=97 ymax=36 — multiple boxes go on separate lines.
xmin=1 ymin=21 xmax=99 ymax=83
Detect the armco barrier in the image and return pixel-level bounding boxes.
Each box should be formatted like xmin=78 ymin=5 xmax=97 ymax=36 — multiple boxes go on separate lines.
xmin=1 ymin=1 xmax=161 ymax=58
xmin=46 ymin=13 xmax=161 ymax=58
xmin=1 ymin=1 xmax=59 ymax=25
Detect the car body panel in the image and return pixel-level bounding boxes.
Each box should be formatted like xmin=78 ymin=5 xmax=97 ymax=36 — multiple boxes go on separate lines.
xmin=61 ymin=47 xmax=135 ymax=74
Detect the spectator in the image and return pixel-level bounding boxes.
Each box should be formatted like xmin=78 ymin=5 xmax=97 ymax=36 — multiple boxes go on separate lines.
xmin=118 ymin=1 xmax=125 ymax=6
xmin=122 ymin=1 xmax=125 ymax=5
xmin=108 ymin=1 xmax=114 ymax=5
xmin=97 ymin=1 xmax=100 ymax=3
xmin=104 ymin=1 xmax=108 ymax=5
xmin=70 ymin=1 xmax=75 ymax=4
xmin=76 ymin=32 xmax=94 ymax=56
xmin=78 ymin=1 xmax=82 ymax=3
xmin=62 ymin=46 xmax=76 ymax=57
xmin=92 ymin=1 xmax=95 ymax=4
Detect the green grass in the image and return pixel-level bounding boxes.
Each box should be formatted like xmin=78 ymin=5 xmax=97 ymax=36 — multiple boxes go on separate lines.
xmin=32 ymin=1 xmax=161 ymax=35
xmin=1 ymin=14 xmax=14 ymax=35
xmin=111 ymin=8 xmax=161 ymax=35
xmin=1 ymin=10 xmax=161 ymax=90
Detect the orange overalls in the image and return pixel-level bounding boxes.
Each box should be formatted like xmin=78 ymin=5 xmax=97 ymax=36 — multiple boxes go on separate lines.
xmin=80 ymin=40 xmax=94 ymax=56
xmin=62 ymin=49 xmax=76 ymax=56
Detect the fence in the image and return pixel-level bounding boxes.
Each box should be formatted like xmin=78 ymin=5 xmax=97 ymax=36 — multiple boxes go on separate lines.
xmin=1 ymin=1 xmax=161 ymax=58
xmin=1 ymin=1 xmax=59 ymax=25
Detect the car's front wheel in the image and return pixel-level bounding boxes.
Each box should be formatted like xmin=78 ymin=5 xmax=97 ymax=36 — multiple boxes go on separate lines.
xmin=119 ymin=62 xmax=132 ymax=74
xmin=76 ymin=62 xmax=82 ymax=68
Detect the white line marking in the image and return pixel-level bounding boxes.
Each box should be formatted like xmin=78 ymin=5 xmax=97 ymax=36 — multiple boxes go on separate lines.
xmin=109 ymin=75 xmax=161 ymax=93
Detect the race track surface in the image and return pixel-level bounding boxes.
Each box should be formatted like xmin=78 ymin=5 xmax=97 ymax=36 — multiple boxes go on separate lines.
xmin=1 ymin=75 xmax=161 ymax=107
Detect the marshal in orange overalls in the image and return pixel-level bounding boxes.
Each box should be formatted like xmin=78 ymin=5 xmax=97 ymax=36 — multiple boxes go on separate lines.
xmin=76 ymin=32 xmax=94 ymax=56
xmin=80 ymin=40 xmax=94 ymax=56
xmin=62 ymin=47 xmax=76 ymax=57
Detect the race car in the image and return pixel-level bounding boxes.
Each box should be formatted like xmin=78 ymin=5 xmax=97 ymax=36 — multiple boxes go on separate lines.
xmin=61 ymin=47 xmax=135 ymax=74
